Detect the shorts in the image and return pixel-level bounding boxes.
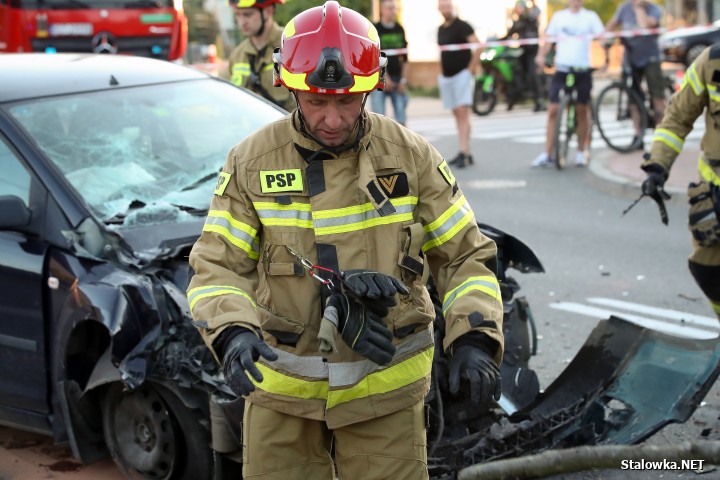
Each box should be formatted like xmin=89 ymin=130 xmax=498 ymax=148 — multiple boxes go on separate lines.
xmin=630 ymin=61 xmax=666 ymax=100
xmin=438 ymin=68 xmax=474 ymax=110
xmin=548 ymin=70 xmax=593 ymax=104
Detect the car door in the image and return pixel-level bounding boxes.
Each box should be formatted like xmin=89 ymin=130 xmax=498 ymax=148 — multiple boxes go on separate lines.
xmin=0 ymin=134 xmax=49 ymax=423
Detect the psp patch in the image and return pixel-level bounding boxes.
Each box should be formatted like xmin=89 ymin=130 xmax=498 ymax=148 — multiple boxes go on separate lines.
xmin=260 ymin=169 xmax=304 ymax=193
xmin=377 ymin=172 xmax=409 ymax=198
xmin=437 ymin=160 xmax=456 ymax=187
xmin=214 ymin=172 xmax=232 ymax=196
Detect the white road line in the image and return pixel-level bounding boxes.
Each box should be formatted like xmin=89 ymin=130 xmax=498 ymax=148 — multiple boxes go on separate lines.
xmin=587 ymin=297 xmax=718 ymax=328
xmin=549 ymin=301 xmax=719 ymax=339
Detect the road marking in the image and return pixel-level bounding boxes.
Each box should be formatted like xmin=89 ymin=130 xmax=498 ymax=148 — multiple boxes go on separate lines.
xmin=462 ymin=179 xmax=528 ymax=189
xmin=549 ymin=300 xmax=719 ymax=339
xmin=587 ymin=297 xmax=718 ymax=328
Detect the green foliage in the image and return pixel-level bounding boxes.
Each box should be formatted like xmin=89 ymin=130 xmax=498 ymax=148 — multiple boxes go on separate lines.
xmin=274 ymin=0 xmax=372 ymax=26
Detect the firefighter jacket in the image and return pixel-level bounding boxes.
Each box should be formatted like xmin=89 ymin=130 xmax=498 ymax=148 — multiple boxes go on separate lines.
xmin=646 ymin=44 xmax=720 ymax=189
xmin=222 ymin=23 xmax=295 ymax=111
xmin=187 ymin=111 xmax=504 ymax=428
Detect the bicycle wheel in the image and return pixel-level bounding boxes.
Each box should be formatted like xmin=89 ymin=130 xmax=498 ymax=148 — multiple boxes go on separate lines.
xmin=594 ymin=83 xmax=647 ymax=152
xmin=472 ymin=72 xmax=498 ymax=116
xmin=553 ymin=94 xmax=573 ymax=169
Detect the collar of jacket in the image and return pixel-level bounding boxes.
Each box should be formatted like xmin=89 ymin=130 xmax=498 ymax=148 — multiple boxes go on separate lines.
xmin=290 ymin=111 xmax=396 ymax=217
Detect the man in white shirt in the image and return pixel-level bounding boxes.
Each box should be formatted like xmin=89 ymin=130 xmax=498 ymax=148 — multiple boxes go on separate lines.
xmin=531 ymin=0 xmax=604 ymax=167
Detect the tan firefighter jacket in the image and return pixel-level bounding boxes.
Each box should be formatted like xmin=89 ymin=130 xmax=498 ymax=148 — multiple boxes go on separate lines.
xmin=646 ymin=44 xmax=720 ymax=188
xmin=187 ymin=111 xmax=504 ymax=428
xmin=222 ymin=22 xmax=295 ymax=111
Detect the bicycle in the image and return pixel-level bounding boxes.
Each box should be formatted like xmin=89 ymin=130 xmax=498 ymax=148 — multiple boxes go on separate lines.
xmin=594 ymin=66 xmax=675 ymax=152
xmin=552 ymin=68 xmax=594 ymax=170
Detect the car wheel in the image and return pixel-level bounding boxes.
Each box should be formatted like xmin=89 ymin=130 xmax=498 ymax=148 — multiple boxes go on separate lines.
xmin=685 ymin=43 xmax=709 ymax=66
xmin=102 ymin=382 xmax=214 ymax=480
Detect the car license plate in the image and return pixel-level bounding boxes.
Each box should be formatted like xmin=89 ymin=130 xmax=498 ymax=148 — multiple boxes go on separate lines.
xmin=49 ymin=23 xmax=93 ymax=36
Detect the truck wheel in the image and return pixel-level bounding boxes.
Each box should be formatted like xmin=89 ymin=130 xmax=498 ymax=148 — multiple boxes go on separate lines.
xmin=102 ymin=382 xmax=214 ymax=480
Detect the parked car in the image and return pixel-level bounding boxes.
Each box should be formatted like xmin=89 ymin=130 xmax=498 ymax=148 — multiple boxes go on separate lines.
xmin=0 ymin=53 xmax=286 ymax=479
xmin=660 ymin=21 xmax=720 ymax=66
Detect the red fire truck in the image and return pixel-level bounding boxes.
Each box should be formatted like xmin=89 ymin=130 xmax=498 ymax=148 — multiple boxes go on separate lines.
xmin=0 ymin=0 xmax=187 ymax=60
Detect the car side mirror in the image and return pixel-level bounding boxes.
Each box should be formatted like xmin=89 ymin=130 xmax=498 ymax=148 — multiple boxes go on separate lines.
xmin=0 ymin=195 xmax=32 ymax=229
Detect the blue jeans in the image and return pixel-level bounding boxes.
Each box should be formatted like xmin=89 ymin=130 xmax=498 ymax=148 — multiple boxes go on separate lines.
xmin=370 ymin=88 xmax=408 ymax=125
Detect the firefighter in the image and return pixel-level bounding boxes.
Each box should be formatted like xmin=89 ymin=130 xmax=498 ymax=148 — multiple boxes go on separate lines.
xmin=642 ymin=44 xmax=720 ymax=320
xmin=222 ymin=0 xmax=295 ymax=111
xmin=187 ymin=2 xmax=504 ymax=478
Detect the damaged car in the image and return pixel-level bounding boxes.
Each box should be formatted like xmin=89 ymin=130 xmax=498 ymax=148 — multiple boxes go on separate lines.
xmin=0 ymin=53 xmax=286 ymax=478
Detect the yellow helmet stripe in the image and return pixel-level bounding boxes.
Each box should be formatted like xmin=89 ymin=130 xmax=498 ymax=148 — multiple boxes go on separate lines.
xmin=236 ymin=0 xmax=257 ymax=7
xmin=284 ymin=19 xmax=296 ymax=38
xmin=281 ymin=67 xmax=310 ymax=91
xmin=367 ymin=22 xmax=379 ymax=42
xmin=350 ymin=72 xmax=379 ymax=93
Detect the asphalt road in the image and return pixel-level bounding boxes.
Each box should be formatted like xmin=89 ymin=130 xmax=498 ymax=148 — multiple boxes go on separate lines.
xmin=1 ymin=102 xmax=718 ymax=480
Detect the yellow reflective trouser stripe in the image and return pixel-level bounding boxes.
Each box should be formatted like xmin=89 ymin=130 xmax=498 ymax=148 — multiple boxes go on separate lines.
xmin=252 ymin=347 xmax=434 ymax=407
xmin=187 ymin=285 xmax=257 ymax=311
xmin=327 ymin=347 xmax=434 ymax=409
xmin=203 ymin=210 xmax=260 ymax=260
xmin=261 ymin=63 xmax=274 ymax=72
xmin=254 ymin=197 xmax=418 ymax=234
xmin=653 ymin=128 xmax=684 ymax=154
xmin=709 ymin=85 xmax=720 ymax=103
xmin=698 ymin=157 xmax=720 ymax=186
xmin=442 ymin=275 xmax=502 ymax=315
xmin=684 ymin=64 xmax=705 ymax=96
xmin=422 ymin=195 xmax=474 ymax=251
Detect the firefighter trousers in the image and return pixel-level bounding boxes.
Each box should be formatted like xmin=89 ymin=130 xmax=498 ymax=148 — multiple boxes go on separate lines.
xmin=688 ymin=238 xmax=720 ymax=320
xmin=241 ymin=400 xmax=429 ymax=479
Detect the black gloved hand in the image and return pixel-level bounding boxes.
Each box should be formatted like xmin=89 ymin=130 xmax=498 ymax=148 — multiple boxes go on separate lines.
xmin=216 ymin=327 xmax=279 ymax=397
xmin=340 ymin=269 xmax=409 ymax=317
xmin=448 ymin=335 xmax=501 ymax=406
xmin=641 ymin=163 xmax=670 ymax=199
xmin=324 ymin=292 xmax=395 ymax=365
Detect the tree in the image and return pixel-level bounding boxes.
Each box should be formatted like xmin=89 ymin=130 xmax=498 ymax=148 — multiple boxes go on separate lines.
xmin=274 ymin=0 xmax=372 ymax=26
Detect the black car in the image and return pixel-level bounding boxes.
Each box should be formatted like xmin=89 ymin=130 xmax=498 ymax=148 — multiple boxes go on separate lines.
xmin=660 ymin=21 xmax=720 ymax=66
xmin=0 ymin=53 xmax=285 ymax=479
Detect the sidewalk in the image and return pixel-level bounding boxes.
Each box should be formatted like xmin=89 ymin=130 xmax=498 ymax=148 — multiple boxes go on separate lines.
xmin=404 ymin=95 xmax=699 ymax=196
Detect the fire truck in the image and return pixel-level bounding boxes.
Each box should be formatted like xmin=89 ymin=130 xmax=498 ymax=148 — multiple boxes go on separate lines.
xmin=0 ymin=0 xmax=187 ymax=60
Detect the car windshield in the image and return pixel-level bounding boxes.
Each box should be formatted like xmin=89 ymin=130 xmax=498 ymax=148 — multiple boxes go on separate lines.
xmin=7 ymin=79 xmax=284 ymax=227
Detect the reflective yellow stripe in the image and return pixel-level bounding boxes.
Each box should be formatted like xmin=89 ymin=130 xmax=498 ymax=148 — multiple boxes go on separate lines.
xmin=327 ymin=347 xmax=434 ymax=409
xmin=254 ymin=201 xmax=313 ymax=228
xmin=684 ymin=64 xmax=705 ymax=96
xmin=709 ymin=84 xmax=720 ymax=103
xmin=280 ymin=67 xmax=309 ymax=91
xmin=284 ymin=19 xmax=296 ymax=38
xmin=653 ymin=128 xmax=684 ymax=154
xmin=442 ymin=276 xmax=502 ymax=315
xmin=313 ymin=197 xmax=417 ymax=235
xmin=349 ymin=72 xmax=379 ymax=93
xmin=422 ymin=195 xmax=474 ymax=251
xmin=187 ymin=285 xmax=256 ymax=311
xmin=254 ymin=363 xmax=330 ymax=399
xmin=203 ymin=210 xmax=260 ymax=260
xmin=261 ymin=63 xmax=274 ymax=72
xmin=699 ymin=157 xmax=720 ymax=186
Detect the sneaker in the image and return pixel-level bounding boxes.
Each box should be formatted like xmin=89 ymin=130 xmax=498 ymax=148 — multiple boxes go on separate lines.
xmin=576 ymin=150 xmax=589 ymax=167
xmin=450 ymin=152 xmax=474 ymax=168
xmin=531 ymin=152 xmax=551 ymax=168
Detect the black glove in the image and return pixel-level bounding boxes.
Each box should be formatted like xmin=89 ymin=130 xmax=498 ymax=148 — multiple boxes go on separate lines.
xmin=323 ymin=292 xmax=395 ymax=365
xmin=641 ymin=163 xmax=670 ymax=199
xmin=340 ymin=269 xmax=409 ymax=317
xmin=215 ymin=327 xmax=278 ymax=397
xmin=448 ymin=334 xmax=501 ymax=406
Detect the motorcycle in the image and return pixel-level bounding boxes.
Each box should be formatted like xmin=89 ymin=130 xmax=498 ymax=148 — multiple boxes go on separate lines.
xmin=472 ymin=43 xmax=548 ymax=116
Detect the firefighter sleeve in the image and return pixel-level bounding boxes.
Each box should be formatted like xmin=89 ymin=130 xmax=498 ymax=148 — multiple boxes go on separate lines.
xmin=414 ymin=145 xmax=504 ymax=364
xmin=646 ymin=47 xmax=710 ymax=173
xmin=187 ymin=146 xmax=262 ymax=360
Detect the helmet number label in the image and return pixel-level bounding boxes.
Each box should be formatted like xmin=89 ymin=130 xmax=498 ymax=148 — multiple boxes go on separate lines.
xmin=260 ymin=169 xmax=304 ymax=193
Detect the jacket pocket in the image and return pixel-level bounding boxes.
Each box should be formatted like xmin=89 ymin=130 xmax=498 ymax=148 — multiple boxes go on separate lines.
xmin=388 ymin=279 xmax=435 ymax=339
xmin=688 ymin=180 xmax=720 ymax=247
xmin=259 ymin=305 xmax=306 ymax=347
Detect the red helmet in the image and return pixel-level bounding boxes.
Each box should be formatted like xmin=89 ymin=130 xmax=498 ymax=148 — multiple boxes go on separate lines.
xmin=273 ymin=1 xmax=387 ymax=94
xmin=230 ymin=0 xmax=283 ymax=8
